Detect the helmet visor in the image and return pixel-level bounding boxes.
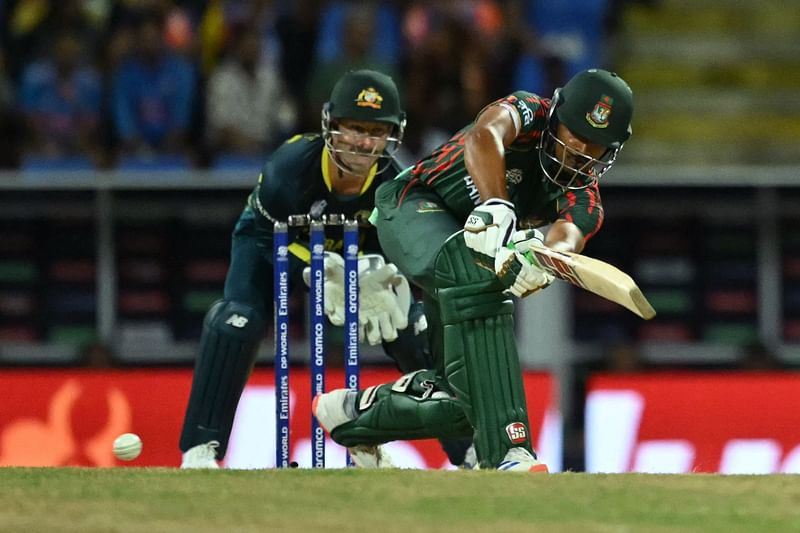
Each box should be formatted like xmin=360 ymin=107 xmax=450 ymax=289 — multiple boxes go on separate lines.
xmin=538 ymin=126 xmax=620 ymax=189
xmin=322 ymin=110 xmax=404 ymax=175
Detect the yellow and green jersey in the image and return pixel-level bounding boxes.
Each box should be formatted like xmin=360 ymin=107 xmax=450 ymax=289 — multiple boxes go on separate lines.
xmin=235 ymin=133 xmax=403 ymax=266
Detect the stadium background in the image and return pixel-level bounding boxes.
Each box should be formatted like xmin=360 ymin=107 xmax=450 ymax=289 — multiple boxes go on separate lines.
xmin=1 ymin=0 xmax=799 ymax=473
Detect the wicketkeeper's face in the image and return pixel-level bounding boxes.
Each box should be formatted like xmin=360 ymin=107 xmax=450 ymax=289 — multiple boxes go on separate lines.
xmin=330 ymin=119 xmax=392 ymax=174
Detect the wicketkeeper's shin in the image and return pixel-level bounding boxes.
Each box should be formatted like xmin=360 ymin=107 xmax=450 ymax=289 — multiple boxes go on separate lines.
xmin=180 ymin=300 xmax=265 ymax=457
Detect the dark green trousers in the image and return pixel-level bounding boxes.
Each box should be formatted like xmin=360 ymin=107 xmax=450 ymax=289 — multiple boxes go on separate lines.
xmin=370 ymin=177 xmax=462 ymax=297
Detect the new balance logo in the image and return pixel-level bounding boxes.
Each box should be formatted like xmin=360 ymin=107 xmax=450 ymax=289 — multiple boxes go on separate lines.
xmin=225 ymin=314 xmax=249 ymax=328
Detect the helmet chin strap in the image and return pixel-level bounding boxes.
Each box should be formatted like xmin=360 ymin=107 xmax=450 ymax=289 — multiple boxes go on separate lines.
xmin=329 ymin=147 xmax=357 ymax=175
xmin=538 ymin=127 xmax=575 ymax=189
xmin=325 ymin=142 xmax=376 ymax=177
xmin=548 ymin=159 xmax=579 ymax=189
xmin=541 ymin=149 xmax=599 ymax=190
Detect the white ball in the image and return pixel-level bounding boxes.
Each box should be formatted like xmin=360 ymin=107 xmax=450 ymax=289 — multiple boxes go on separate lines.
xmin=113 ymin=433 xmax=143 ymax=461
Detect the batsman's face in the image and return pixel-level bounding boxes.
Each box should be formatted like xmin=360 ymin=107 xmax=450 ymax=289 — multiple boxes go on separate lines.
xmin=330 ymin=119 xmax=392 ymax=174
xmin=554 ymin=123 xmax=607 ymax=171
xmin=539 ymin=122 xmax=611 ymax=188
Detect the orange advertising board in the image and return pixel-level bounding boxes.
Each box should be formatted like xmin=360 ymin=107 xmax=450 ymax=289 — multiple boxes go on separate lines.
xmin=0 ymin=368 xmax=560 ymax=470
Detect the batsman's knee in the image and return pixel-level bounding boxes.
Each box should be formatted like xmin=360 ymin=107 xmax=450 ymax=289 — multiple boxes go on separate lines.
xmin=433 ymin=231 xmax=505 ymax=292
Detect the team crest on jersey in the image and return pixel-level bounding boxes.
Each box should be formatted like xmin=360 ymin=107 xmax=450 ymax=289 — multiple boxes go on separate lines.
xmin=355 ymin=87 xmax=383 ymax=109
xmin=505 ymin=168 xmax=523 ymax=185
xmin=586 ymin=95 xmax=613 ymax=128
xmin=416 ymin=200 xmax=444 ymax=213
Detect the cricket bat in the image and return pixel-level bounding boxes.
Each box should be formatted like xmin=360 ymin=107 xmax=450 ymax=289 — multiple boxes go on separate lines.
xmin=523 ymin=243 xmax=656 ymax=320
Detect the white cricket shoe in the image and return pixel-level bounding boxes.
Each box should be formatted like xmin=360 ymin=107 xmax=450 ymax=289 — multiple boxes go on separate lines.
xmin=348 ymin=445 xmax=395 ymax=469
xmin=460 ymin=444 xmax=478 ymax=470
xmin=312 ymin=389 xmax=394 ymax=468
xmin=496 ymin=447 xmax=549 ymax=473
xmin=181 ymin=440 xmax=221 ymax=469
xmin=312 ymin=389 xmax=356 ymax=433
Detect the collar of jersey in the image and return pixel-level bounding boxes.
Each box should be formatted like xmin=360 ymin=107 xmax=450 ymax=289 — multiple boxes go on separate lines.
xmin=321 ymin=147 xmax=378 ymax=196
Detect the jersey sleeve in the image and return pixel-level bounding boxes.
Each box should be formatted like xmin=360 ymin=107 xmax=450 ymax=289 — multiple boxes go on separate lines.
xmin=251 ymin=159 xmax=293 ymax=223
xmin=482 ymin=91 xmax=550 ymax=151
xmin=556 ymin=184 xmax=604 ymax=244
xmin=248 ymin=141 xmax=306 ymax=264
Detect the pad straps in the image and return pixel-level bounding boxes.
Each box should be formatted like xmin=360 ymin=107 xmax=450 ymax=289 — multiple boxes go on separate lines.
xmin=330 ymin=369 xmax=472 ymax=447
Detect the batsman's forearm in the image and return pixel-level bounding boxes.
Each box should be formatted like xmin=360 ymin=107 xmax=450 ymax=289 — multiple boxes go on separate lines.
xmin=464 ymin=128 xmax=508 ymax=201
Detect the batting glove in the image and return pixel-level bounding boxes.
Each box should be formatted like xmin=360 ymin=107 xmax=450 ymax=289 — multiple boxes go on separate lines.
xmin=463 ymin=198 xmax=517 ymax=264
xmin=495 ymin=229 xmax=554 ymax=298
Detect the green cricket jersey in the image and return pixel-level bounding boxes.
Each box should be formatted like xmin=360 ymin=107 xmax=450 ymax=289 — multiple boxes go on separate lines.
xmin=395 ymin=91 xmax=604 ymax=241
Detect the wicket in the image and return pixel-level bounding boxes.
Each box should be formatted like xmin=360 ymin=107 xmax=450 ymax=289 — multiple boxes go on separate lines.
xmin=273 ymin=215 xmax=360 ymax=468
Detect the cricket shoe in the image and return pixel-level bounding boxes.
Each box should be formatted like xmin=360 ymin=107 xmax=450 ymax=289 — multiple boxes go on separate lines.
xmin=312 ymin=389 xmax=357 ymax=432
xmin=348 ymin=445 xmax=395 ymax=469
xmin=312 ymin=389 xmax=394 ymax=469
xmin=460 ymin=444 xmax=478 ymax=470
xmin=181 ymin=440 xmax=221 ymax=469
xmin=496 ymin=447 xmax=549 ymax=473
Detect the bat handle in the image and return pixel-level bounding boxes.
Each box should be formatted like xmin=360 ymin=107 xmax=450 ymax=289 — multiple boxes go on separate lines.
xmin=522 ymin=250 xmax=544 ymax=269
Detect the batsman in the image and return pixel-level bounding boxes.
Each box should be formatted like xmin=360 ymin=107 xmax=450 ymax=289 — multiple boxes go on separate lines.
xmin=314 ymin=69 xmax=635 ymax=471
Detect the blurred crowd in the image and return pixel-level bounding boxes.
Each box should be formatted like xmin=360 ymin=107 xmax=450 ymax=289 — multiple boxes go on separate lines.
xmin=0 ymin=0 xmax=628 ymax=171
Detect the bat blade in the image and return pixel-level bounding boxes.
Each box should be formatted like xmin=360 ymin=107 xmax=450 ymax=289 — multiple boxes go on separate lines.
xmin=526 ymin=244 xmax=656 ymax=320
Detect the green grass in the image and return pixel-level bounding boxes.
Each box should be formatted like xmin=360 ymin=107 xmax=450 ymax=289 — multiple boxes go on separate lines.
xmin=2 ymin=469 xmax=800 ymax=532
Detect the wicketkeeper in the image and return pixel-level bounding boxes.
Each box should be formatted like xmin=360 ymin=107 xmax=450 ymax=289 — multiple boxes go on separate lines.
xmin=314 ymin=69 xmax=635 ymax=471
xmin=179 ymin=70 xmax=468 ymax=468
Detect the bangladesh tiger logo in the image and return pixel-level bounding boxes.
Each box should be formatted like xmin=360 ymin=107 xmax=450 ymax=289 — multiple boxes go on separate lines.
xmin=586 ymin=95 xmax=613 ymax=128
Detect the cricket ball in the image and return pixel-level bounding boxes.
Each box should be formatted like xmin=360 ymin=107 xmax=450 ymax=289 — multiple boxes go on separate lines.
xmin=113 ymin=433 xmax=143 ymax=461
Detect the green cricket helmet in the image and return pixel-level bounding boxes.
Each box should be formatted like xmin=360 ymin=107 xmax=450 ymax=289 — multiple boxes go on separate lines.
xmin=321 ymin=69 xmax=406 ymax=174
xmin=538 ymin=69 xmax=634 ymax=189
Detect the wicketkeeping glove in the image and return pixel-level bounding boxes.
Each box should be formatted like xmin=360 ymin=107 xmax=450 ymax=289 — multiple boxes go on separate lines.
xmin=495 ymin=229 xmax=554 ymax=298
xmin=302 ymin=252 xmax=346 ymax=326
xmin=463 ymin=198 xmax=517 ymax=263
xmin=358 ymin=255 xmax=411 ymax=345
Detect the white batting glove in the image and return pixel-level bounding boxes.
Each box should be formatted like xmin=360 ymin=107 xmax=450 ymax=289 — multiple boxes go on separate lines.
xmin=302 ymin=252 xmax=346 ymax=326
xmin=463 ymin=198 xmax=517 ymax=263
xmin=495 ymin=229 xmax=554 ymax=298
xmin=358 ymin=260 xmax=411 ymax=345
